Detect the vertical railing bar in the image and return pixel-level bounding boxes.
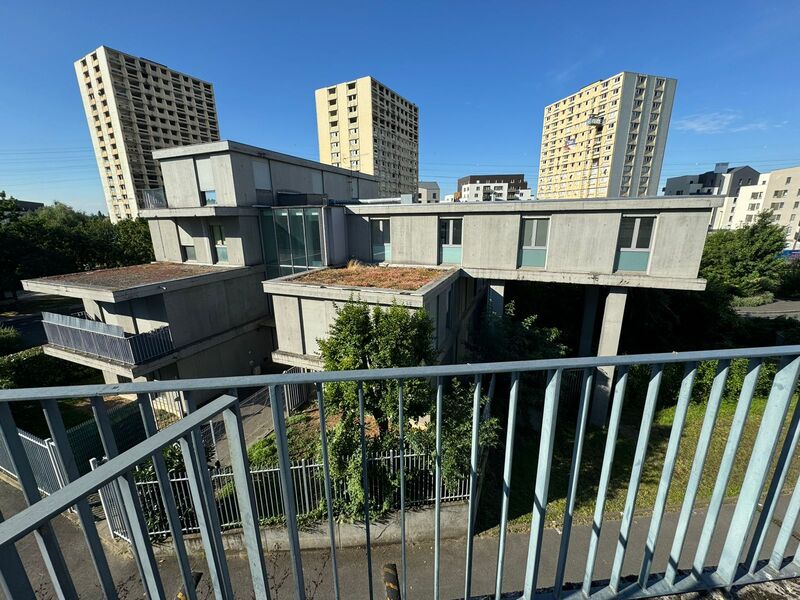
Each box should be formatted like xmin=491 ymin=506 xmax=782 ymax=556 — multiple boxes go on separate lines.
xmin=745 ymin=387 xmax=800 ymax=574
xmin=434 ymin=376 xmax=444 ymax=600
xmin=663 ymin=359 xmax=730 ymax=586
xmin=398 ymin=380 xmax=408 ymax=600
xmin=270 ymin=384 xmax=306 ymax=600
xmin=691 ymin=359 xmax=761 ymax=577
xmin=609 ymin=364 xmax=664 ymax=593
xmin=178 ymin=433 xmax=231 ymax=599
xmin=495 ymin=371 xmax=521 ymax=600
xmin=582 ymin=366 xmax=629 ymax=597
xmin=717 ymin=355 xmax=800 ymax=585
xmin=0 ymin=507 xmax=36 ymax=599
xmin=41 ymin=398 xmax=117 ymax=599
xmin=0 ymin=402 xmax=78 ymax=600
xmin=222 ymin=403 xmax=271 ymax=599
xmin=464 ymin=374 xmax=482 ymax=600
xmin=553 ymin=368 xmax=594 ymax=597
xmin=91 ymin=395 xmax=166 ymax=600
xmin=316 ymin=382 xmax=341 ymax=600
xmin=769 ymin=467 xmax=800 ymax=571
xmin=357 ymin=381 xmax=375 ymax=600
xmin=638 ymin=362 xmax=698 ymax=589
xmin=523 ymin=368 xmax=563 ymax=599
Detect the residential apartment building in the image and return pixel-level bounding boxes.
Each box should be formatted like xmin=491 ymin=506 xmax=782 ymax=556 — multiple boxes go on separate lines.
xmin=663 ymin=163 xmax=760 ymax=229
xmin=456 ymin=174 xmax=532 ymax=202
xmin=418 ymin=181 xmax=440 ymax=203
xmin=315 ymin=76 xmax=419 ymax=197
xmin=728 ymin=166 xmax=800 ymax=246
xmin=75 ymin=46 xmax=220 ymax=222
xmin=537 ymin=71 xmax=676 ymax=199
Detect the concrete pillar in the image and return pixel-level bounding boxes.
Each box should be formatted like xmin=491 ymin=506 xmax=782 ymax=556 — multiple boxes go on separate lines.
xmin=487 ymin=280 xmax=505 ymax=315
xmin=579 ymin=286 xmax=599 ymax=357
xmin=591 ymin=287 xmax=628 ymax=425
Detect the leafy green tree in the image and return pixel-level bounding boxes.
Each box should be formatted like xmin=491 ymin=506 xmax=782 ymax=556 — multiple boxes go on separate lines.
xmin=701 ymin=212 xmax=786 ymax=297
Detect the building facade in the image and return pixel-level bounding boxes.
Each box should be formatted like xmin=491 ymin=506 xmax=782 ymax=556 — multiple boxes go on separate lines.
xmin=728 ymin=166 xmax=800 ymax=246
xmin=75 ymin=46 xmax=220 ymax=222
xmin=418 ymin=182 xmax=440 ymax=203
xmin=537 ymin=71 xmax=676 ymax=200
xmin=663 ymin=163 xmax=760 ymax=229
xmin=315 ymin=76 xmax=419 ymax=197
xmin=456 ymin=174 xmax=532 ymax=202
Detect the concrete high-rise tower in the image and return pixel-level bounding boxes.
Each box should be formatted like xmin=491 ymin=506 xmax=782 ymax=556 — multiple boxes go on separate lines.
xmin=315 ymin=76 xmax=418 ymax=197
xmin=537 ymin=71 xmax=676 ymax=199
xmin=75 ymin=46 xmax=220 ymax=221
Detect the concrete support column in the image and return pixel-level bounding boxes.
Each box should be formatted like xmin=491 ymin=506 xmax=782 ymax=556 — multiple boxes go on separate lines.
xmin=487 ymin=280 xmax=505 ymax=315
xmin=591 ymin=287 xmax=628 ymax=425
xmin=579 ymin=286 xmax=600 ymax=357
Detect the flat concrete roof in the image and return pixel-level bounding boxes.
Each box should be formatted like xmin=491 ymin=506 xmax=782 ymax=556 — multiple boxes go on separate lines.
xmin=23 ymin=262 xmax=256 ymax=303
xmin=290 ymin=265 xmax=446 ymax=291
xmin=152 ymin=140 xmax=380 ymax=182
xmin=345 ymin=195 xmax=723 ymax=214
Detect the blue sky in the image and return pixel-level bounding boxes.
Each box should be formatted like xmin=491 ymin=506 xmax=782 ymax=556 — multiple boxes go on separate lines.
xmin=1 ymin=0 xmax=799 ymax=214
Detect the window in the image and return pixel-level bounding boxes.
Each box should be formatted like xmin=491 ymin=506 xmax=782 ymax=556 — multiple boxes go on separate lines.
xmin=519 ymin=217 xmax=549 ymax=268
xmin=211 ymin=225 xmax=227 ymax=263
xmin=370 ymin=219 xmax=391 ymax=262
xmin=438 ymin=218 xmax=463 ymax=264
xmin=774 ymin=190 xmax=788 ymax=198
xmin=260 ymin=207 xmax=322 ymax=278
xmin=614 ymin=216 xmax=654 ymax=272
xmin=201 ymin=190 xmax=217 ymax=205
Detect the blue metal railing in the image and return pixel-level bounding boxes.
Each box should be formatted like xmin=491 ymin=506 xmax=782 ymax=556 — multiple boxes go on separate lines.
xmin=0 ymin=345 xmax=799 ymax=599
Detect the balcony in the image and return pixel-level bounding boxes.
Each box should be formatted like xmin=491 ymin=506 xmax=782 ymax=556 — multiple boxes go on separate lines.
xmin=0 ymin=346 xmax=799 ymax=598
xmin=137 ymin=187 xmax=167 ymax=209
xmin=41 ymin=312 xmax=173 ymax=365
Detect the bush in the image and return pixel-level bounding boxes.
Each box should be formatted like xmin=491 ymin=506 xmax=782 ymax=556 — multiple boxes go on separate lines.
xmin=731 ymin=292 xmax=775 ymax=307
xmin=0 ymin=347 xmax=96 ymax=389
xmin=0 ymin=325 xmax=23 ymax=356
xmin=780 ymin=258 xmax=800 ymax=298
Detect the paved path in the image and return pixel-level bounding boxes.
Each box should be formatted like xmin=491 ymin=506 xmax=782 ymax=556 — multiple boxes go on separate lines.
xmin=735 ymin=298 xmax=800 ymax=320
xmin=4 ymin=478 xmax=800 ymax=599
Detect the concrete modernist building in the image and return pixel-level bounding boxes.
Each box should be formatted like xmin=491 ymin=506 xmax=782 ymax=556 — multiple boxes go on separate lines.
xmin=75 ymin=46 xmax=220 ymax=222
xmin=418 ymin=182 xmax=440 ymax=203
xmin=456 ymin=174 xmax=532 ymax=202
xmin=663 ymin=163 xmax=759 ymax=229
xmin=24 ymin=138 xmax=718 ymax=422
xmin=728 ymin=166 xmax=800 ymax=246
xmin=315 ymin=76 xmax=419 ymax=197
xmin=537 ymin=71 xmax=676 ymax=200
xmin=23 ymin=140 xmax=378 ymax=392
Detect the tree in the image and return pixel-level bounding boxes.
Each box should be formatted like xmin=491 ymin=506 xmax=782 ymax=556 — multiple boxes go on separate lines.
xmin=700 ymin=212 xmax=786 ymax=297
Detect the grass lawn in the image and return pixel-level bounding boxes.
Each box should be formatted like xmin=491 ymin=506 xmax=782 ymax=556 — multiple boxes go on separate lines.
xmin=0 ymin=294 xmax=82 ymax=318
xmin=476 ymin=390 xmax=800 ymax=535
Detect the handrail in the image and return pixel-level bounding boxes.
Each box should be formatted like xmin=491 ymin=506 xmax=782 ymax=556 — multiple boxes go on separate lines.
xmin=2 ymin=344 xmax=798 ymax=402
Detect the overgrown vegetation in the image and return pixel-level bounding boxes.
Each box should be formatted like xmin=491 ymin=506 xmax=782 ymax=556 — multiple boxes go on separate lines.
xmin=293 ymin=261 xmax=444 ymax=291
xmin=0 ymin=325 xmax=23 ymax=356
xmin=0 ymin=194 xmax=154 ymax=299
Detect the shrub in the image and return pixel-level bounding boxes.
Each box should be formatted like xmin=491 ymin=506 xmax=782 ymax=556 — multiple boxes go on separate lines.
xmin=0 ymin=325 xmax=23 ymax=356
xmin=731 ymin=292 xmax=774 ymax=307
xmin=0 ymin=347 xmax=95 ymax=389
xmin=779 ymin=258 xmax=800 ymax=298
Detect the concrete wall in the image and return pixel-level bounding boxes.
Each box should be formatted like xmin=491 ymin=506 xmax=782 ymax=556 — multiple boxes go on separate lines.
xmin=462 ymin=213 xmax=520 ymax=269
xmin=546 ymin=211 xmax=619 ymax=273
xmin=391 ymin=215 xmax=439 ymax=265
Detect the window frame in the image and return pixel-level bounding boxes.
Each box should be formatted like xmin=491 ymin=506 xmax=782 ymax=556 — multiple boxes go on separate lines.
xmin=439 ymin=217 xmax=463 ymax=247
xmin=617 ymin=215 xmax=656 ymax=252
xmin=210 ymin=224 xmax=228 ymax=264
xmin=520 ymin=217 xmax=550 ymax=250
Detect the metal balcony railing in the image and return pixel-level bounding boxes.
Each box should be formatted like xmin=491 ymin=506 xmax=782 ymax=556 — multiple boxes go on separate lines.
xmin=137 ymin=187 xmax=167 ymax=210
xmin=41 ymin=312 xmax=173 ymax=365
xmin=0 ymin=346 xmax=799 ymax=599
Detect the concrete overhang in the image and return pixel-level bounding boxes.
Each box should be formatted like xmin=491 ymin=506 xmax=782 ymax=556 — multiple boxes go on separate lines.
xmin=344 ymin=195 xmax=723 ymax=216
xmin=262 ymin=268 xmax=460 ymax=307
xmin=139 ymin=206 xmax=260 ymax=218
xmin=23 ymin=263 xmax=261 ymax=303
xmin=271 ymin=350 xmax=324 ymax=370
xmin=461 ymin=267 xmax=708 ymax=291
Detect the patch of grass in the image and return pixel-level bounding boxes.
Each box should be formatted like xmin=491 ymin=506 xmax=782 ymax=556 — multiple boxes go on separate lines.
xmin=291 ymin=262 xmax=447 ymax=291
xmin=732 ymin=292 xmax=775 ymax=307
xmin=0 ymin=295 xmax=81 ymax=318
xmin=477 ymin=391 xmax=799 ymax=535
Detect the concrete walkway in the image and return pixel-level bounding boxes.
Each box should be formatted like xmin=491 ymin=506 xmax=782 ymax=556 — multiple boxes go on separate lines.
xmin=4 ymin=477 xmax=800 ymax=600
xmin=735 ymin=298 xmax=800 ymax=320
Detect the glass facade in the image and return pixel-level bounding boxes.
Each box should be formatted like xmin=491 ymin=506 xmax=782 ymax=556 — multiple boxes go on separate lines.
xmin=439 ymin=218 xmax=463 ymax=265
xmin=519 ymin=217 xmax=549 ymax=268
xmin=370 ymin=219 xmax=391 ymax=262
xmin=614 ymin=215 xmax=655 ymax=272
xmin=260 ymin=207 xmax=323 ymax=279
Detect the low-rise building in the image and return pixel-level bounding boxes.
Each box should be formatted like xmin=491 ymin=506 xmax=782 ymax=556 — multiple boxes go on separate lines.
xmin=418 ymin=182 xmax=440 ymax=203
xmin=456 ymin=174 xmax=531 ymax=202
xmin=728 ymin=166 xmax=800 ymax=246
xmin=663 ymin=163 xmax=759 ymax=229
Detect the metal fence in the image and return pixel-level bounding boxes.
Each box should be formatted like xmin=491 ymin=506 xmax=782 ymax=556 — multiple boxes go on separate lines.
xmin=99 ymin=449 xmax=469 ymax=540
xmin=1 ymin=346 xmax=800 ymax=600
xmin=42 ymin=312 xmax=174 ymax=365
xmin=0 ymin=428 xmax=64 ymax=496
